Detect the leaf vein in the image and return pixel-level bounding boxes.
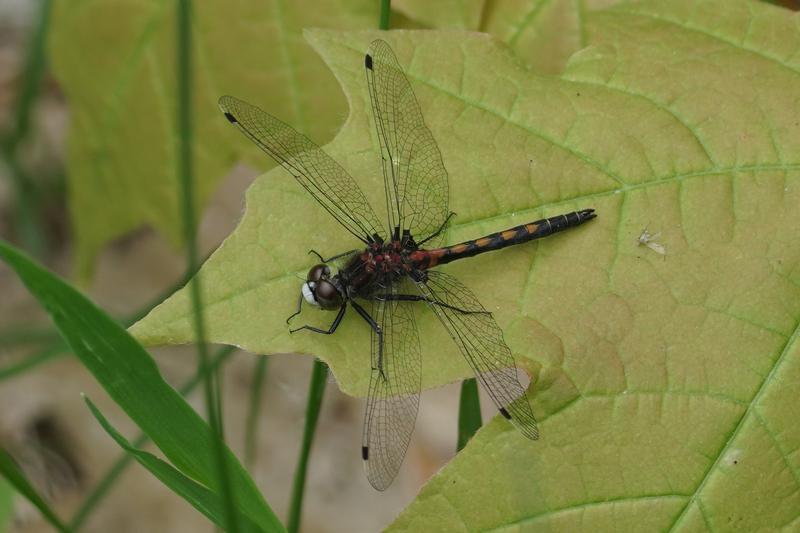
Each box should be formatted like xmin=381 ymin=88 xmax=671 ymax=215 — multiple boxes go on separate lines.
xmin=666 ymin=313 xmax=800 ymax=531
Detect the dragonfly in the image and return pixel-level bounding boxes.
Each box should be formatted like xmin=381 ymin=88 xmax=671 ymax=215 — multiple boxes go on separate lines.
xmin=219 ymin=39 xmax=596 ymax=490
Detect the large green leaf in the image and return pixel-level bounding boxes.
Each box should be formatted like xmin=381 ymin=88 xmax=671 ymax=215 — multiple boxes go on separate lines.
xmin=389 ymin=2 xmax=800 ymax=531
xmin=132 ymin=28 xmax=608 ymax=396
xmin=134 ymin=0 xmax=800 ymax=527
xmin=49 ymin=0 xmax=378 ymax=279
xmin=395 ymin=0 xmax=626 ymax=74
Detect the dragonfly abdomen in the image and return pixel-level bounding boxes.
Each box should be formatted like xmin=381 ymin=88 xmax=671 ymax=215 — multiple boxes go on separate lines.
xmin=411 ymin=208 xmax=595 ymax=269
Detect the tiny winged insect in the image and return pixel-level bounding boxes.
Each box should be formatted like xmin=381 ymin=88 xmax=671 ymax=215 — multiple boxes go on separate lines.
xmin=219 ymin=40 xmax=596 ymax=490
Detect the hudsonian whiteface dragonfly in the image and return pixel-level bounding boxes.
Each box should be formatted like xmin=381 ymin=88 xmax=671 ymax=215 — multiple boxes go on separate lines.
xmin=219 ymin=40 xmax=596 ymax=490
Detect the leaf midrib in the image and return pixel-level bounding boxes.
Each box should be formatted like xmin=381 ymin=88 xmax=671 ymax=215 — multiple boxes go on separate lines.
xmin=666 ymin=317 xmax=800 ymax=531
xmin=610 ymin=6 xmax=800 ymax=80
xmin=484 ymin=493 xmax=687 ymax=532
xmin=139 ymin=160 xmax=800 ymax=336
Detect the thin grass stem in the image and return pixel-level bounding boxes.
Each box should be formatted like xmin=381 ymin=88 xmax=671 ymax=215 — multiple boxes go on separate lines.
xmin=245 ymin=356 xmax=270 ymax=468
xmin=175 ymin=1 xmax=238 ymax=530
xmin=286 ymin=360 xmax=328 ymax=533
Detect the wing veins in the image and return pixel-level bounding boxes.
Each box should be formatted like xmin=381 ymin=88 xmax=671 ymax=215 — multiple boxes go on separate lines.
xmin=218 ymin=95 xmax=383 ymax=243
xmin=415 ymin=271 xmax=538 ymax=439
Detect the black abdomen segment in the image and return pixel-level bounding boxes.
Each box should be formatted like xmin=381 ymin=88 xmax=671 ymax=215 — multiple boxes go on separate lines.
xmin=419 ymin=209 xmax=596 ymax=268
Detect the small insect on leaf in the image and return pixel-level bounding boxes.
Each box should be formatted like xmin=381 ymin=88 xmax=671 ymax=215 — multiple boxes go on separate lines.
xmin=637 ymin=227 xmax=666 ymax=256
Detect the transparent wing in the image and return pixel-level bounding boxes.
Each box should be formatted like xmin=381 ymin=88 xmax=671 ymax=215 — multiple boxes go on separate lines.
xmin=365 ymin=40 xmax=449 ymax=243
xmin=219 ymin=95 xmax=384 ymax=243
xmin=362 ymin=278 xmax=422 ymax=490
xmin=415 ymin=271 xmax=538 ymax=439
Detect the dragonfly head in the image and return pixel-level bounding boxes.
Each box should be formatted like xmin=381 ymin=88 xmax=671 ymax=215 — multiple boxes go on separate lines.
xmin=302 ymin=264 xmax=343 ymax=310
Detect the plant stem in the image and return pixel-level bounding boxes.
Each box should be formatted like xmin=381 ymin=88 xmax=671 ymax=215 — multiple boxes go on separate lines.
xmin=286 ymin=360 xmax=328 ymax=533
xmin=68 ymin=345 xmax=238 ymax=531
xmin=175 ymin=1 xmax=238 ymax=531
xmin=0 ymin=447 xmax=71 ymax=533
xmin=0 ymin=0 xmax=54 ymax=258
xmin=379 ymin=0 xmax=391 ymax=30
xmin=245 ymin=356 xmax=270 ymax=468
xmin=0 ymin=344 xmax=65 ymax=381
xmin=0 ymin=326 xmax=59 ymax=347
xmin=457 ymin=378 xmax=482 ymax=451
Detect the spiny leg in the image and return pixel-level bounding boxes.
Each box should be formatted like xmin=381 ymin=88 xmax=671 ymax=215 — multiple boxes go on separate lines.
xmin=285 ymin=293 xmax=304 ymax=324
xmin=416 ymin=211 xmax=456 ymax=246
xmin=289 ymin=303 xmax=347 ymax=334
xmin=308 ymin=248 xmax=360 ymax=263
xmin=351 ymin=300 xmax=386 ymax=381
xmin=373 ymin=293 xmax=490 ymax=315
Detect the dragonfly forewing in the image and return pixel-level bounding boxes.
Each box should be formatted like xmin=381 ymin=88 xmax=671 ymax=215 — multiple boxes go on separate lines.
xmin=219 ymin=95 xmax=385 ymax=243
xmin=365 ymin=40 xmax=449 ymax=244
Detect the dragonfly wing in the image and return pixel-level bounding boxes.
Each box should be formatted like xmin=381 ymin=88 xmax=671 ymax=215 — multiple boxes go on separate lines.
xmin=365 ymin=40 xmax=449 ymax=243
xmin=414 ymin=270 xmax=538 ymax=439
xmin=219 ymin=95 xmax=385 ymax=243
xmin=362 ymin=278 xmax=422 ymax=490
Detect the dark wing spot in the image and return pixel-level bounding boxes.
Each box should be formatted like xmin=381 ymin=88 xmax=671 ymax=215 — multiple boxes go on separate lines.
xmin=365 ymin=53 xmax=373 ymax=70
xmin=361 ymin=445 xmax=369 ymax=460
xmin=499 ymin=407 xmax=511 ymax=420
xmin=223 ymin=112 xmax=237 ymax=124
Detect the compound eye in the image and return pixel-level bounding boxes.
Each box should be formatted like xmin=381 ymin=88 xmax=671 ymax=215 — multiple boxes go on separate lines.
xmin=301 ymin=282 xmax=318 ymax=306
xmin=314 ymin=280 xmax=342 ymax=310
xmin=307 ymin=264 xmax=330 ymax=282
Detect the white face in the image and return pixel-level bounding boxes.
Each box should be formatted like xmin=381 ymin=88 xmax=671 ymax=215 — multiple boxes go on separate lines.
xmin=301 ymin=281 xmax=318 ymax=306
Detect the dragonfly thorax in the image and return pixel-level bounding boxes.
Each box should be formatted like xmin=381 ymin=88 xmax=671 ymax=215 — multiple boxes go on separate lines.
xmin=360 ymin=239 xmax=415 ymax=275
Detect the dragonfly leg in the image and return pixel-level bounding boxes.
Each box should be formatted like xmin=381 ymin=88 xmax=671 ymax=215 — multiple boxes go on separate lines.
xmin=285 ymin=293 xmax=304 ymax=324
xmin=308 ymin=249 xmax=325 ymax=262
xmin=416 ymin=212 xmax=456 ymax=246
xmin=374 ymin=293 xmax=490 ymax=316
xmin=308 ymin=248 xmax=360 ymax=263
xmin=351 ymin=300 xmax=386 ymax=381
xmin=289 ymin=303 xmax=347 ymax=334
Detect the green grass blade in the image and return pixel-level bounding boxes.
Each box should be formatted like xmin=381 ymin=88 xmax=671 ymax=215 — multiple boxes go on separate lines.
xmin=175 ymin=1 xmax=239 ymax=530
xmin=0 ymin=246 xmax=210 ymax=385
xmin=286 ymin=360 xmax=328 ymax=533
xmin=0 ymin=473 xmax=15 ymax=532
xmin=0 ymin=241 xmax=283 ymax=532
xmin=84 ymin=397 xmax=264 ymax=533
xmin=0 ymin=447 xmax=70 ymax=533
xmin=69 ymin=345 xmax=238 ymax=530
xmin=245 ymin=356 xmax=269 ymax=468
xmin=456 ymin=378 xmax=482 ymax=452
